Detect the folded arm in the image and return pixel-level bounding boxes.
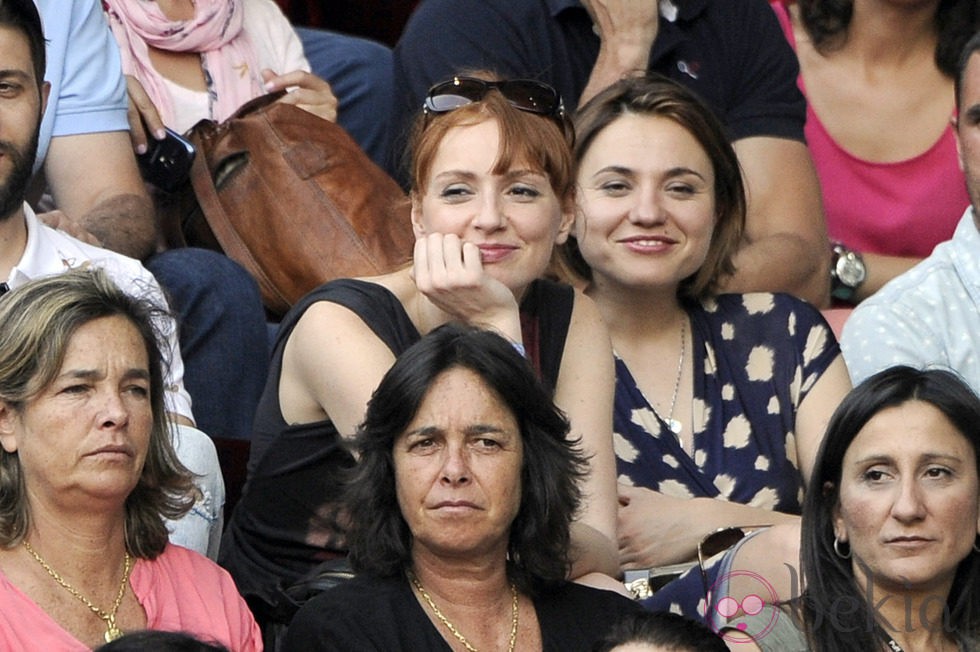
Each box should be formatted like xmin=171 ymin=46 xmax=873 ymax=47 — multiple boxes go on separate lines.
xmin=43 ymin=130 xmax=156 ymax=260
xmin=578 ymin=0 xmax=660 ymax=106
xmin=617 ymin=484 xmax=799 ymax=569
xmin=719 ymin=137 xmax=830 ymax=307
xmin=794 ymin=354 xmax=851 ymax=486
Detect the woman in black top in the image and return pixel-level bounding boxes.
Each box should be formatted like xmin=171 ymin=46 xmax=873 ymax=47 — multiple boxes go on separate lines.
xmin=220 ymin=76 xmax=621 ymax=621
xmin=284 ymin=325 xmax=639 ymax=651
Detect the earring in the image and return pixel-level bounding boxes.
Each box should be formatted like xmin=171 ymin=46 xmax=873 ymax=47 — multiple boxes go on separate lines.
xmin=974 ymin=537 xmax=980 ymax=554
xmin=833 ymin=536 xmax=851 ymax=559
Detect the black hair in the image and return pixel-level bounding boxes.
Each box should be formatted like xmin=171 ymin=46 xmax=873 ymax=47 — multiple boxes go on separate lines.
xmin=343 ymin=323 xmax=588 ymax=595
xmin=956 ymin=31 xmax=980 ymax=111
xmin=94 ymin=630 xmax=229 ymax=652
xmin=798 ymin=0 xmax=979 ymax=77
xmin=801 ymin=366 xmax=980 ymax=651
xmin=592 ymin=610 xmax=729 ymax=652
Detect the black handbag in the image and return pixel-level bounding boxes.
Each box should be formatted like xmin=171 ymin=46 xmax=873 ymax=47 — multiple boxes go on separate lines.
xmin=259 ymin=557 xmax=355 ymax=651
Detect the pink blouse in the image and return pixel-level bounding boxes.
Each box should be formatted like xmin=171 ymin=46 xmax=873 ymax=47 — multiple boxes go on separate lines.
xmin=0 ymin=544 xmax=261 ymax=651
xmin=771 ymin=1 xmax=968 ymax=257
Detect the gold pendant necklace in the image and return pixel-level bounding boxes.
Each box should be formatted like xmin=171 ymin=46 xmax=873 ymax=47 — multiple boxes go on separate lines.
xmin=410 ymin=571 xmax=518 ymax=652
xmin=23 ymin=540 xmax=133 ymax=642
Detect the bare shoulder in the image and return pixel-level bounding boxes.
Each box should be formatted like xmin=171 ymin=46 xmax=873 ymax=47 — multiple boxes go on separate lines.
xmin=280 ymin=288 xmax=401 ymax=427
xmin=286 ymin=271 xmax=413 ymax=357
xmin=284 ymin=291 xmax=401 ymax=378
xmin=287 ymin=299 xmax=383 ymax=354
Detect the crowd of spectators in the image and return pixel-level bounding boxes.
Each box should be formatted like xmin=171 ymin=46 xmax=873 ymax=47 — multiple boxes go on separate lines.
xmin=1 ymin=0 xmax=979 ymax=649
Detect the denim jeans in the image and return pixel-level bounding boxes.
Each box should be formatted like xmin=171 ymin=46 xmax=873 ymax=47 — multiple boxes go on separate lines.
xmin=294 ymin=27 xmax=394 ymax=170
xmin=147 ymin=248 xmax=270 ymax=441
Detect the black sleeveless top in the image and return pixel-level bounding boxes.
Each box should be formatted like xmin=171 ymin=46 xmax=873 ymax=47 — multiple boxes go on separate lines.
xmin=219 ymin=278 xmax=574 ymax=605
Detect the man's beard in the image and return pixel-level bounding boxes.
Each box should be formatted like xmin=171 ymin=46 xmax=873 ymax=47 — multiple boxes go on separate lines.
xmin=0 ymin=128 xmax=39 ymax=223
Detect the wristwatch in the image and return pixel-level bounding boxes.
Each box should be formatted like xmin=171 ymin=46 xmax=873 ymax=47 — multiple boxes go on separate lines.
xmin=830 ymin=243 xmax=867 ymax=303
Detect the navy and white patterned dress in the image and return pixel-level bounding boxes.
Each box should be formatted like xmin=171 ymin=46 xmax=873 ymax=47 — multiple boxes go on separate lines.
xmin=614 ymin=293 xmax=840 ymax=619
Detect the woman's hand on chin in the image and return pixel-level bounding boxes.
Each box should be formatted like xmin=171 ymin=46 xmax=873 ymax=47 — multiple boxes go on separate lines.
xmin=412 ymin=233 xmax=522 ymax=341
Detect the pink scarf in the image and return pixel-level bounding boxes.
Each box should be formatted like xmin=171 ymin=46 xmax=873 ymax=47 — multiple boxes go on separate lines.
xmin=104 ymin=0 xmax=265 ymax=126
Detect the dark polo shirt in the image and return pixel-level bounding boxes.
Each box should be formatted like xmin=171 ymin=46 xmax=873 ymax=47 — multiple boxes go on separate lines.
xmin=391 ymin=0 xmax=805 ymax=174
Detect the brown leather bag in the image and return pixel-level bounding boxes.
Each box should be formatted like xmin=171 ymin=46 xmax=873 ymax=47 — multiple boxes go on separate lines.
xmin=161 ymin=93 xmax=414 ymax=317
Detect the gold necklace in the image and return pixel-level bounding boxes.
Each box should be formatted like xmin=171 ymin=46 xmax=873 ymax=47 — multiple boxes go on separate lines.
xmin=22 ymin=540 xmax=133 ymax=642
xmin=410 ymin=571 xmax=518 ymax=652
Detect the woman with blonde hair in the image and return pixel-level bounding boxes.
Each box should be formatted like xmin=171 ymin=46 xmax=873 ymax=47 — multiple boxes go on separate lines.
xmin=0 ymin=269 xmax=259 ymax=650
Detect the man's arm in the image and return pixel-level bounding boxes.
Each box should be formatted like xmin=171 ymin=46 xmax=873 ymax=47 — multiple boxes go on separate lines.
xmin=578 ymin=0 xmax=659 ymax=106
xmin=43 ymin=130 xmax=157 ymax=261
xmin=36 ymin=0 xmax=157 ymax=261
xmin=721 ymin=136 xmax=830 ymax=307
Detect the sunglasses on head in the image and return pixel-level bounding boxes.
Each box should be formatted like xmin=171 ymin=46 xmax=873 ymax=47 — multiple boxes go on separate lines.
xmin=422 ymin=76 xmax=568 ymax=132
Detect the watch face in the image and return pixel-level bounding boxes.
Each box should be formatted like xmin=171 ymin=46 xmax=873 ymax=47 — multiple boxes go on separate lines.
xmin=837 ymin=253 xmax=867 ymax=287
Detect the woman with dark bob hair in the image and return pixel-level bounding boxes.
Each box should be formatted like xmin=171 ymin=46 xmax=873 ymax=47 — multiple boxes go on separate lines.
xmin=0 ymin=269 xmax=259 ymax=649
xmin=563 ymin=72 xmax=850 ymax=618
xmin=719 ymin=366 xmax=980 ymax=650
xmin=284 ymin=324 xmax=639 ymax=650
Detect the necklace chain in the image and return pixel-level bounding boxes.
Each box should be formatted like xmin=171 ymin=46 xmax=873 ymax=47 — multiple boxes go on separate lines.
xmin=650 ymin=317 xmax=686 ymax=436
xmin=410 ymin=572 xmax=518 ymax=652
xmin=22 ymin=540 xmax=132 ymax=643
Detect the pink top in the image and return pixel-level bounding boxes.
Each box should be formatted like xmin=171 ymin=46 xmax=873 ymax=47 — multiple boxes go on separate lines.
xmin=0 ymin=544 xmax=262 ymax=651
xmin=771 ymin=1 xmax=968 ymax=257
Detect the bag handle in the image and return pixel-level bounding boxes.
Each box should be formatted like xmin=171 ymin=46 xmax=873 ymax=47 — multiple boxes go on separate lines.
xmin=187 ymin=121 xmax=291 ymax=312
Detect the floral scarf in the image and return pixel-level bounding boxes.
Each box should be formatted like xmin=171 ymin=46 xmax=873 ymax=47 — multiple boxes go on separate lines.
xmin=104 ymin=0 xmax=264 ymax=125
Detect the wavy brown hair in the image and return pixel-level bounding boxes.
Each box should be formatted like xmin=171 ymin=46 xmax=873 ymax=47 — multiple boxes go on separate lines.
xmin=798 ymin=0 xmax=980 ymax=77
xmin=0 ymin=269 xmax=195 ymax=558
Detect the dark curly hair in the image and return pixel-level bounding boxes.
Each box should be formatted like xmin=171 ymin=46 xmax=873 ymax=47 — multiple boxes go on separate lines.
xmin=801 ymin=366 xmax=980 ymax=651
xmin=343 ymin=323 xmax=588 ymax=595
xmin=798 ymin=0 xmax=980 ymax=77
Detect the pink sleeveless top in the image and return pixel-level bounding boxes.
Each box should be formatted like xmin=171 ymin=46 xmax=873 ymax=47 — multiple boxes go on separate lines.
xmin=771 ymin=1 xmax=968 ymax=257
